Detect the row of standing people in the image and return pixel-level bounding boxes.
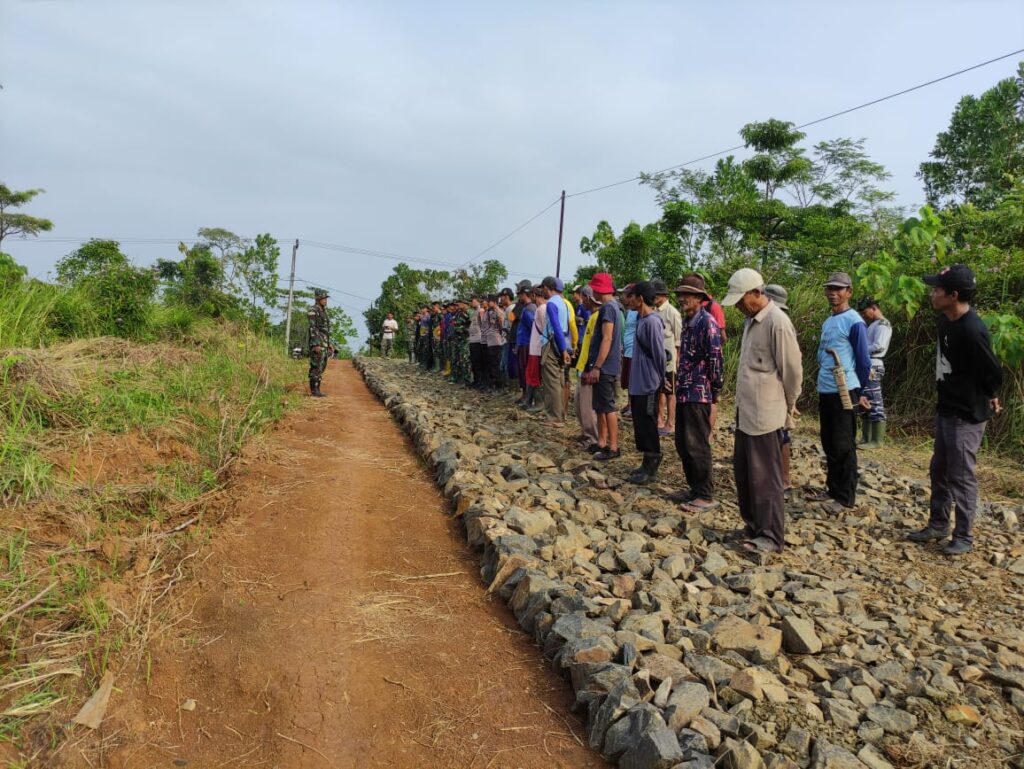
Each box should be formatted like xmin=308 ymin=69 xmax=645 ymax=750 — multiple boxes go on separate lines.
xmin=392 ymin=263 xmax=1002 ymax=559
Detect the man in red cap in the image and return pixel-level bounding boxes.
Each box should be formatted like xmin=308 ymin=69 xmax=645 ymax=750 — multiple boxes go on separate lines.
xmin=581 ymin=272 xmax=622 ymax=461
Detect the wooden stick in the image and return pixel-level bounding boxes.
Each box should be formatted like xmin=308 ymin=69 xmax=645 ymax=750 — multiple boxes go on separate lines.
xmin=391 ymin=571 xmax=464 ymax=581
xmin=275 ymin=732 xmax=329 ymax=761
xmin=0 ymin=582 xmax=58 ymax=627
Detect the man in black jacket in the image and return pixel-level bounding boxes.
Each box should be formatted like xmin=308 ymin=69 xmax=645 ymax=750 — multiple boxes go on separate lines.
xmin=907 ymin=264 xmax=1003 ymax=556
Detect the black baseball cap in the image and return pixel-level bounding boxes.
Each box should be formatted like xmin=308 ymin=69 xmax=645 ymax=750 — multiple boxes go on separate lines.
xmin=633 ymin=280 xmax=657 ymax=306
xmin=651 ymin=279 xmax=669 ymax=296
xmin=923 ymin=264 xmax=976 ymax=293
xmin=499 ymin=287 xmax=514 ymax=299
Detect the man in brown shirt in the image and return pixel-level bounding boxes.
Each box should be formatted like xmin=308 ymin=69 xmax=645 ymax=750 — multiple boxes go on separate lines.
xmin=722 ymin=268 xmax=803 ymax=553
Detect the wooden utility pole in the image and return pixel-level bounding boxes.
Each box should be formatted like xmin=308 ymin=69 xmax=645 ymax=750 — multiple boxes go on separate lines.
xmin=555 ymin=190 xmax=566 ymax=278
xmin=283 ymin=239 xmax=299 ymax=354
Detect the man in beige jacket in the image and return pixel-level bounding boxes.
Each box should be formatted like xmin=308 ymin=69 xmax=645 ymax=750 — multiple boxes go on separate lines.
xmin=721 ymin=268 xmax=803 ymax=553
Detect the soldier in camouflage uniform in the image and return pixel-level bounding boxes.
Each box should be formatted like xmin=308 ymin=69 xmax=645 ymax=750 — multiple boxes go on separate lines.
xmin=451 ymin=299 xmax=472 ymax=385
xmin=307 ymin=289 xmax=332 ymax=397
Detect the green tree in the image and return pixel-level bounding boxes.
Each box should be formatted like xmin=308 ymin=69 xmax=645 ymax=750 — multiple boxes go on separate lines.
xmin=919 ymin=62 xmax=1024 ymax=209
xmin=56 ymin=240 xmax=156 ymax=337
xmin=158 ymin=243 xmax=236 ymax=318
xmin=739 ymin=119 xmax=813 ymax=269
xmin=0 ymin=252 xmax=27 ymax=287
xmin=0 ymin=184 xmax=53 ymax=252
xmin=576 ymin=220 xmax=684 ymax=288
xmin=363 ymin=263 xmax=449 ymax=353
xmin=55 ymin=239 xmax=129 ymax=284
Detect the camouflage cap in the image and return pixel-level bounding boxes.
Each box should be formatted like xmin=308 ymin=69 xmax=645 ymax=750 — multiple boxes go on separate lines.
xmin=313 ymin=288 xmax=329 ymax=299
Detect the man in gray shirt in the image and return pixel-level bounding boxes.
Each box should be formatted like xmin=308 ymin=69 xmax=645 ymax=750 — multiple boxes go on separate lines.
xmin=721 ymin=268 xmax=803 ymax=553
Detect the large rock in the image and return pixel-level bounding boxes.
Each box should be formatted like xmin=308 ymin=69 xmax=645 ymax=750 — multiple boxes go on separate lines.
xmin=709 ymin=616 xmax=782 ymax=661
xmin=808 ymin=739 xmax=868 ymax=769
xmin=504 ymin=506 xmax=555 ymax=536
xmin=638 ymin=652 xmax=691 ymax=684
xmin=664 ymin=681 xmax=710 ymax=730
xmin=718 ymin=737 xmax=766 ymax=769
xmin=780 ymin=615 xmax=823 ymax=654
xmin=618 ymin=721 xmax=686 ymax=769
xmin=865 ymin=704 xmax=917 ymax=735
xmin=588 ymin=677 xmax=640 ymax=752
xmin=603 ymin=702 xmax=664 ymax=759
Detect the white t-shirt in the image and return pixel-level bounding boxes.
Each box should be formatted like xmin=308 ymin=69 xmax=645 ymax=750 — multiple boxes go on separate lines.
xmin=382 ymin=318 xmax=398 ymax=339
xmin=528 ymin=304 xmax=548 ymax=357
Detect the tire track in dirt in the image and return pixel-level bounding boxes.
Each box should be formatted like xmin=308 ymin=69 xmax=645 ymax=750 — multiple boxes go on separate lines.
xmin=87 ymin=361 xmax=608 ymax=769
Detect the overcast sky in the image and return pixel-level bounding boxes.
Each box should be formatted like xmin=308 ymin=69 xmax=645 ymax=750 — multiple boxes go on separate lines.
xmin=2 ymin=1 xmax=1022 ymax=339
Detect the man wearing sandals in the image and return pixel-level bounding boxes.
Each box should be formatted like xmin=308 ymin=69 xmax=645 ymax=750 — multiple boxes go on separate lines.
xmin=670 ymin=276 xmax=724 ymax=512
xmin=722 ymin=268 xmax=803 ymax=553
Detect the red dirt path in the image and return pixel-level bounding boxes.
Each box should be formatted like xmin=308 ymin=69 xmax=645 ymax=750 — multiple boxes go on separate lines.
xmin=87 ymin=361 xmax=608 ymax=769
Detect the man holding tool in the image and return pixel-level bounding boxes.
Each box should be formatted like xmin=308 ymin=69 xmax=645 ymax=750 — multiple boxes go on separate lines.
xmin=806 ymin=272 xmax=871 ymax=510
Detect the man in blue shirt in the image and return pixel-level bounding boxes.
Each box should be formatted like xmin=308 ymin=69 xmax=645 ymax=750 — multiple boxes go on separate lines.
xmin=540 ymin=276 xmax=571 ymax=424
xmin=807 ymin=272 xmax=871 ymax=509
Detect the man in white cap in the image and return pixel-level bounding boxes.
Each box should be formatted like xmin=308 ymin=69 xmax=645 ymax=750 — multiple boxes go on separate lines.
xmin=721 ymin=268 xmax=803 ymax=553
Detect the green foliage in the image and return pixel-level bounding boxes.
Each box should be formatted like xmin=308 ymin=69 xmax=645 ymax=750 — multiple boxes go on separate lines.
xmin=0 ymin=252 xmax=27 ymax=287
xmin=985 ymin=313 xmax=1024 ymax=369
xmin=360 ymin=261 xmax=507 ymax=353
xmin=194 ymin=228 xmax=281 ymax=324
xmin=0 ymin=184 xmax=53 ymax=252
xmin=919 ymin=62 xmax=1024 ymax=209
xmin=159 ymin=243 xmax=234 ymax=318
xmin=55 ymin=240 xmax=157 ymax=337
xmin=55 ymin=239 xmax=129 ymax=284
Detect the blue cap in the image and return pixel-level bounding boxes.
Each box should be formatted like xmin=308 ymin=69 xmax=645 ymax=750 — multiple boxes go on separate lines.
xmin=554 ymin=277 xmax=564 ymax=292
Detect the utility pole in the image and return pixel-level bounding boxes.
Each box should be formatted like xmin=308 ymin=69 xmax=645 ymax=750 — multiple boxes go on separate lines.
xmin=283 ymin=239 xmax=299 ymax=355
xmin=555 ymin=190 xmax=566 ymax=278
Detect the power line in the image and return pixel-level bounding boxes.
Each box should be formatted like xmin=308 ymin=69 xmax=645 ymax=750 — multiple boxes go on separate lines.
xmin=456 ymin=196 xmax=563 ymax=269
xmin=565 ymin=46 xmax=1024 ymax=199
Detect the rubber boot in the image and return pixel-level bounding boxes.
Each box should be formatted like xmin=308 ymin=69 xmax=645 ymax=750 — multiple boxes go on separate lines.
xmin=310 ymin=381 xmax=326 ymax=398
xmin=646 ymin=452 xmax=663 ymax=482
xmin=858 ymin=416 xmax=870 ymax=445
xmin=864 ymin=421 xmax=885 ymax=449
xmin=627 ymin=452 xmax=662 ymax=485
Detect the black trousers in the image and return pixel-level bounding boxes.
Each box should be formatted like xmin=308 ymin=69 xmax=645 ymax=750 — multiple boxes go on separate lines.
xmin=734 ymin=429 xmax=785 ymax=549
xmin=485 ymin=345 xmax=503 ymax=389
xmin=630 ymin=393 xmax=660 ymax=454
xmin=819 ymin=391 xmax=859 ymax=506
xmin=469 ymin=342 xmax=486 ymax=385
xmin=675 ymin=402 xmax=713 ymax=499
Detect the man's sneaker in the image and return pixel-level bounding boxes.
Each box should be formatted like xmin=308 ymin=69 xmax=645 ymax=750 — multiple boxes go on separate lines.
xmin=943 ymin=539 xmax=973 ymax=556
xmin=593 ymin=448 xmax=620 ymax=461
xmin=906 ymin=526 xmax=948 ymax=543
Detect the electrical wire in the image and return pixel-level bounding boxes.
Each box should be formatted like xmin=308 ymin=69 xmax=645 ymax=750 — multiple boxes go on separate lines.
xmin=564 ymin=46 xmax=1024 ymax=199
xmin=455 ymin=196 xmax=563 ymax=269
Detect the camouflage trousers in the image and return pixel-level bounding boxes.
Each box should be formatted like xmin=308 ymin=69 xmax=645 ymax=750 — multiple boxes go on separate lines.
xmin=308 ymin=347 xmax=329 ymax=387
xmin=451 ymin=339 xmax=471 ymax=384
xmin=431 ymin=338 xmax=442 ymax=370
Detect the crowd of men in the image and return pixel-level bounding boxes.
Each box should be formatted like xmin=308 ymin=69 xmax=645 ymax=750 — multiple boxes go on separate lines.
xmin=370 ymin=264 xmax=1003 ymax=558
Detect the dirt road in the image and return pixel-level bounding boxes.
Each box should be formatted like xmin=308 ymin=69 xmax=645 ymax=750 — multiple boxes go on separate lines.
xmin=93 ymin=362 xmax=607 ymax=769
